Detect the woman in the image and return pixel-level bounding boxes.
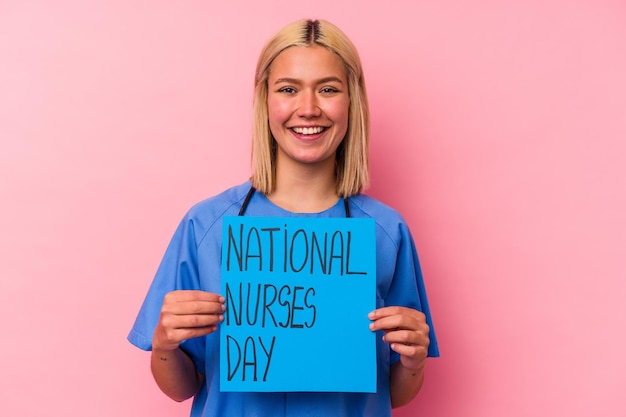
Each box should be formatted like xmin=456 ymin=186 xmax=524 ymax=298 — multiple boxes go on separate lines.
xmin=129 ymin=19 xmax=439 ymax=417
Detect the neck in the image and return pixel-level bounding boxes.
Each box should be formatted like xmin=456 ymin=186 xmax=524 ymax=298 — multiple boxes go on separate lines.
xmin=268 ymin=157 xmax=339 ymax=213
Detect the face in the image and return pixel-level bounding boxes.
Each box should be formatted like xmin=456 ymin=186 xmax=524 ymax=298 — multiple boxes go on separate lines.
xmin=267 ymin=45 xmax=349 ymax=170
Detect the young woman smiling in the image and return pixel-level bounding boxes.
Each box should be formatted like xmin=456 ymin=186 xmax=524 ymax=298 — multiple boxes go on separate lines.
xmin=129 ymin=19 xmax=439 ymax=417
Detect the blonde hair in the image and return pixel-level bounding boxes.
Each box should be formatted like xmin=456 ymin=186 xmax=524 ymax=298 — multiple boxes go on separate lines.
xmin=251 ymin=19 xmax=370 ymax=197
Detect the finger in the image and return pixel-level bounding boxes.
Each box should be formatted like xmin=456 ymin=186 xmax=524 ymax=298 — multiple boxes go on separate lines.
xmin=389 ymin=340 xmax=428 ymax=355
xmin=383 ymin=328 xmax=430 ymax=347
xmin=162 ymin=299 xmax=226 ymax=316
xmin=369 ymin=313 xmax=427 ymax=333
xmin=390 ymin=342 xmax=429 ymax=369
xmin=175 ymin=325 xmax=219 ymax=341
xmin=155 ymin=324 xmax=219 ymax=350
xmin=161 ymin=311 xmax=225 ymax=330
xmin=383 ymin=329 xmax=417 ymax=345
xmin=165 ymin=290 xmax=225 ymax=303
xmin=368 ymin=306 xmax=423 ymax=320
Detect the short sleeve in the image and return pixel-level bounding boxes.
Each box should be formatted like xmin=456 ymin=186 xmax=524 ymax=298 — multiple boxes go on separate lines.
xmin=127 ymin=214 xmax=206 ymax=372
xmin=385 ymin=222 xmax=440 ymax=362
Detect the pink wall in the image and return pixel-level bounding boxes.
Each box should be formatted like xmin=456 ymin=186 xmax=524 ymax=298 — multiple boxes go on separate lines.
xmin=1 ymin=1 xmax=624 ymax=415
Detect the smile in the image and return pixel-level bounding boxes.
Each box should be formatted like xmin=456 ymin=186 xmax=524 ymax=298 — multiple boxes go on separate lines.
xmin=291 ymin=126 xmax=326 ymax=135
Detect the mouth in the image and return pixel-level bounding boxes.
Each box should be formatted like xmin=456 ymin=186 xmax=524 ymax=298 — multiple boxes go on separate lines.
xmin=290 ymin=126 xmax=327 ymax=135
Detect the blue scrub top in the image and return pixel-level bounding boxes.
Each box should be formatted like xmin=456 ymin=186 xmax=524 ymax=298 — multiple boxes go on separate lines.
xmin=128 ymin=182 xmax=439 ymax=417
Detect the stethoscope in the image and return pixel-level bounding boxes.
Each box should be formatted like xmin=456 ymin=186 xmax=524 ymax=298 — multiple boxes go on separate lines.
xmin=238 ymin=186 xmax=351 ymax=218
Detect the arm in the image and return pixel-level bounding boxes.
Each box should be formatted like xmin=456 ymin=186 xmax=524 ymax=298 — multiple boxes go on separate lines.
xmin=150 ymin=290 xmax=225 ymax=402
xmin=151 ymin=346 xmax=205 ymax=402
xmin=369 ymin=306 xmax=430 ymax=408
xmin=389 ymin=353 xmax=426 ymax=407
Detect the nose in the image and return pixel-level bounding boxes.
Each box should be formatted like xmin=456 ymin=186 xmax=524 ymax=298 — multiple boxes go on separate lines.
xmin=297 ymin=90 xmax=322 ymax=118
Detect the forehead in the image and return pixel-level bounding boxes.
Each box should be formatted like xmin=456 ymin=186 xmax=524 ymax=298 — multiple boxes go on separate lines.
xmin=268 ymin=45 xmax=347 ymax=82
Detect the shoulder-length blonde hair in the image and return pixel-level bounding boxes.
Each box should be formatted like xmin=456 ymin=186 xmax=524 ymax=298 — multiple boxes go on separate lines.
xmin=251 ymin=19 xmax=370 ymax=197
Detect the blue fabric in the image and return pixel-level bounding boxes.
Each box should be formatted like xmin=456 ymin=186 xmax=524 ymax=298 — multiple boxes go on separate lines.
xmin=128 ymin=181 xmax=439 ymax=417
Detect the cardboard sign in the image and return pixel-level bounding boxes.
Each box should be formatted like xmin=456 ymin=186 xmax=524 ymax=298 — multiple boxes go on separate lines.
xmin=220 ymin=216 xmax=376 ymax=392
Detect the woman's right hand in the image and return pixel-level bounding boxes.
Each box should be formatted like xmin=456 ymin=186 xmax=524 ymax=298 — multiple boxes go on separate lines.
xmin=152 ymin=290 xmax=225 ymax=352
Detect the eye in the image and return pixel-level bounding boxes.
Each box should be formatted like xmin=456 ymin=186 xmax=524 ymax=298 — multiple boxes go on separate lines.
xmin=278 ymin=86 xmax=297 ymax=94
xmin=320 ymin=87 xmax=339 ymax=94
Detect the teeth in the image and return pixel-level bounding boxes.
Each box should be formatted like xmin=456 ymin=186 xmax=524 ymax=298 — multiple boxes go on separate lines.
xmin=292 ymin=126 xmax=324 ymax=135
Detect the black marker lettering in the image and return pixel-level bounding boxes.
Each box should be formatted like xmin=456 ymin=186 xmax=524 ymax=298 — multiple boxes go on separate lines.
xmin=245 ymin=227 xmax=262 ymax=271
xmin=262 ymin=284 xmax=278 ymax=327
xmin=225 ymin=282 xmax=242 ymax=326
xmin=277 ymin=285 xmax=291 ymax=328
xmin=226 ymin=335 xmax=241 ymax=381
xmin=329 ymin=230 xmax=345 ymax=275
xmin=260 ymin=227 xmax=280 ymax=272
xmin=346 ymin=231 xmax=366 ymax=275
xmin=245 ymin=283 xmax=261 ymax=326
xmin=289 ymin=229 xmax=309 ymax=272
xmin=226 ymin=224 xmax=243 ymax=272
xmin=310 ymin=231 xmax=327 ymax=274
xmin=290 ymin=286 xmax=305 ymax=328
xmin=304 ymin=287 xmax=316 ymax=328
xmin=242 ymin=336 xmax=258 ymax=382
xmin=258 ymin=336 xmax=276 ymax=382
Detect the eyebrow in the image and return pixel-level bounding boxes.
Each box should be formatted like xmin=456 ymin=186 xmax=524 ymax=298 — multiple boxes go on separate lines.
xmin=273 ymin=76 xmax=345 ymax=85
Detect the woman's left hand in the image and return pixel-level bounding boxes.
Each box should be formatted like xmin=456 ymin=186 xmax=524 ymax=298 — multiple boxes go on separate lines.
xmin=368 ymin=306 xmax=430 ymax=372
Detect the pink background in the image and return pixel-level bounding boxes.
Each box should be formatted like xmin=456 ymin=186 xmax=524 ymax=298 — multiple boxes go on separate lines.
xmin=1 ymin=1 xmax=625 ymax=416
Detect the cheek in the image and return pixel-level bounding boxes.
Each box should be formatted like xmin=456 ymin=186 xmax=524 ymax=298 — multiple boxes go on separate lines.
xmin=331 ymin=100 xmax=350 ymax=132
xmin=267 ymin=98 xmax=292 ymax=125
xmin=267 ymin=99 xmax=290 ymax=140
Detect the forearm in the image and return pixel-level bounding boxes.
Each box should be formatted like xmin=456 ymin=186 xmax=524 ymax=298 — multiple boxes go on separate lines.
xmin=389 ymin=360 xmax=425 ymax=408
xmin=151 ymin=347 xmax=204 ymax=402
